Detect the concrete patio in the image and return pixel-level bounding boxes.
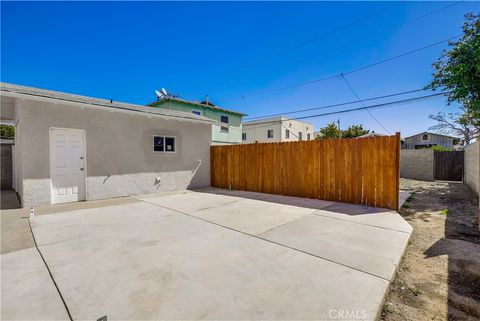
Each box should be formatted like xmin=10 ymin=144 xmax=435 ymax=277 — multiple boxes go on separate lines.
xmin=2 ymin=188 xmax=412 ymax=320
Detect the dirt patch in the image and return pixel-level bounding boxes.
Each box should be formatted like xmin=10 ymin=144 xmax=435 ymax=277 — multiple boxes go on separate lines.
xmin=382 ymin=179 xmax=480 ymax=321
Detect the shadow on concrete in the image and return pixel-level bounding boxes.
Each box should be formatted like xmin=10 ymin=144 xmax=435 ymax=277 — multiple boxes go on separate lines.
xmin=195 ymin=188 xmax=392 ymax=215
xmin=423 ymin=183 xmax=480 ymax=320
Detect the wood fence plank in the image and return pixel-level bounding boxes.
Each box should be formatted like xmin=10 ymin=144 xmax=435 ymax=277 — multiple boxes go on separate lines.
xmin=210 ymin=135 xmax=399 ymax=210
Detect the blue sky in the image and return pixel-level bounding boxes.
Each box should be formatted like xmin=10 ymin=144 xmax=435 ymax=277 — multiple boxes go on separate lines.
xmin=2 ymin=1 xmax=479 ymax=136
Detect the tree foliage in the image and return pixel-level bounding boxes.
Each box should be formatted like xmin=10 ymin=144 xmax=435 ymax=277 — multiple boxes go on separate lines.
xmin=341 ymin=125 xmax=370 ymax=138
xmin=316 ymin=123 xmax=370 ymax=139
xmin=427 ymin=13 xmax=480 ymax=126
xmin=0 ymin=125 xmax=14 ymax=138
xmin=316 ymin=122 xmax=342 ymax=139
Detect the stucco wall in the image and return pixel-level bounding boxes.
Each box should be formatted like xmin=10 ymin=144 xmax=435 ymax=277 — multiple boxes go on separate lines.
xmin=242 ymin=118 xmax=314 ymax=143
xmin=400 ymin=149 xmax=434 ymax=181
xmin=465 ymin=141 xmax=479 ymax=195
xmin=16 ymin=99 xmax=212 ymax=207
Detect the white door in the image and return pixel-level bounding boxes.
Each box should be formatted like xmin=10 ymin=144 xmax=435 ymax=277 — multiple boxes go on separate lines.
xmin=50 ymin=128 xmax=86 ymax=204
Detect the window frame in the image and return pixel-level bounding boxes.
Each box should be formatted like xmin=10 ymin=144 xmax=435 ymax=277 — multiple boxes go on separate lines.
xmin=153 ymin=135 xmax=176 ymax=154
xmin=220 ymin=115 xmax=229 ymax=124
xmin=307 ymin=133 xmax=311 ymax=140
xmin=422 ymin=134 xmax=429 ymax=141
xmin=242 ymin=132 xmax=247 ymax=141
xmin=298 ymin=132 xmax=303 ymax=141
xmin=285 ymin=129 xmax=290 ymax=139
xmin=267 ymin=129 xmax=274 ymax=139
xmin=192 ymin=110 xmax=202 ymax=116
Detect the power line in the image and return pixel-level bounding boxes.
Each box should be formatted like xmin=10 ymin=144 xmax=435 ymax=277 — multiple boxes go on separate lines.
xmin=243 ymin=91 xmax=449 ymax=131
xmin=294 ymin=92 xmax=449 ymax=121
xmin=340 ymin=73 xmax=391 ymax=134
xmin=218 ymin=2 xmax=403 ymax=77
xmin=242 ymin=34 xmax=460 ymax=98
xmin=296 ymin=1 xmax=463 ymax=65
xmin=244 ymin=88 xmax=426 ymax=121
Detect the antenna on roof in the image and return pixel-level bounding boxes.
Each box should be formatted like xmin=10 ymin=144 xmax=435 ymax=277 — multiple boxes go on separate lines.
xmin=155 ymin=88 xmax=170 ymax=100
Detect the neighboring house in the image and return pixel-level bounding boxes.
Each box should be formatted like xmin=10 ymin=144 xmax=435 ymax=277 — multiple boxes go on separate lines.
xmin=242 ymin=116 xmax=315 ymax=143
xmin=0 ymin=82 xmax=214 ymax=208
xmin=403 ymin=131 xmax=460 ymax=150
xmin=148 ymin=97 xmax=246 ymax=145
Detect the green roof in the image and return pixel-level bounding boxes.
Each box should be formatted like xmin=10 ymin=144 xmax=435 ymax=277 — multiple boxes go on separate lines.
xmin=148 ymin=97 xmax=247 ymax=117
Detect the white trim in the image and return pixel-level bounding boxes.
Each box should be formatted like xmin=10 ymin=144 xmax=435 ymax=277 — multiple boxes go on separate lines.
xmin=49 ymin=127 xmax=87 ymax=204
xmin=153 ymin=135 xmax=176 ymax=154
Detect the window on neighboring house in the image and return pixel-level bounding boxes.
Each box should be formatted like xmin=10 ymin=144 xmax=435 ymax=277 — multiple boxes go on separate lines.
xmin=422 ymin=134 xmax=429 ymax=141
xmin=285 ymin=129 xmax=290 ymax=139
xmin=307 ymin=133 xmax=311 ymax=140
xmin=298 ymin=132 xmax=303 ymax=141
xmin=192 ymin=110 xmax=201 ymax=116
xmin=267 ymin=129 xmax=274 ymax=138
xmin=153 ymin=135 xmax=175 ymax=153
xmin=220 ymin=115 xmax=229 ymax=133
xmin=242 ymin=133 xmax=247 ymax=141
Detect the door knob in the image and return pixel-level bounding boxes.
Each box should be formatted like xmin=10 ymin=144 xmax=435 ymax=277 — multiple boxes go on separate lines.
xmin=80 ymin=168 xmax=84 ymax=171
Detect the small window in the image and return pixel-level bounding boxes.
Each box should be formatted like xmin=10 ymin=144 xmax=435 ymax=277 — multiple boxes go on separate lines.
xmin=192 ymin=110 xmax=201 ymax=116
xmin=298 ymin=132 xmax=303 ymax=141
xmin=307 ymin=133 xmax=311 ymax=140
xmin=422 ymin=134 xmax=428 ymax=141
xmin=154 ymin=135 xmax=175 ymax=153
xmin=242 ymin=133 xmax=247 ymax=141
xmin=220 ymin=126 xmax=229 ymax=133
xmin=285 ymin=129 xmax=290 ymax=139
xmin=267 ymin=129 xmax=274 ymax=138
xmin=221 ymin=115 xmax=229 ymax=124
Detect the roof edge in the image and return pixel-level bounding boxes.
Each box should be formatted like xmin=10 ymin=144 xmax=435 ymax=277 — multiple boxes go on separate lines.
xmin=149 ymin=97 xmax=247 ymax=117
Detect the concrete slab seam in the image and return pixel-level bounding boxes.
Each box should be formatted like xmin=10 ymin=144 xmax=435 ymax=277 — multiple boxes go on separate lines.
xmin=197 ymin=200 xmax=242 ymax=211
xmin=311 ymin=210 xmax=412 ymax=234
xmin=139 ymin=199 xmax=392 ymax=282
xmin=27 ymin=218 xmax=73 ymax=321
xmin=255 ymin=210 xmax=318 ymax=236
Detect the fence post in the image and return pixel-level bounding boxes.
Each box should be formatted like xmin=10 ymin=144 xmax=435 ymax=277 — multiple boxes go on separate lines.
xmin=395 ymin=132 xmax=401 ymax=211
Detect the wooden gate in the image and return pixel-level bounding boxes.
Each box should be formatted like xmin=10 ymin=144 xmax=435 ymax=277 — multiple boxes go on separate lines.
xmin=211 ymin=133 xmax=400 ymax=210
xmin=434 ymin=151 xmax=464 ymax=181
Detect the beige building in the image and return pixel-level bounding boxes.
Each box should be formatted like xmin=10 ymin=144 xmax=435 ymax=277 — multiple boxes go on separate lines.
xmin=242 ymin=117 xmax=315 ymax=143
xmin=0 ymin=83 xmax=214 ymax=208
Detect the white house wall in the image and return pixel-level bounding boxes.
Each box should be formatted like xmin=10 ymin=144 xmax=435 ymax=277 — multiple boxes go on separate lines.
xmin=465 ymin=141 xmax=479 ymax=195
xmin=16 ymin=99 xmax=211 ymax=208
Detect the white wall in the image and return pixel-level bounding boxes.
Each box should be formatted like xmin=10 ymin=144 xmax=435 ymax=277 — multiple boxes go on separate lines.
xmin=465 ymin=141 xmax=479 ymax=195
xmin=16 ymin=99 xmax=212 ymax=207
xmin=242 ymin=117 xmax=314 ymax=143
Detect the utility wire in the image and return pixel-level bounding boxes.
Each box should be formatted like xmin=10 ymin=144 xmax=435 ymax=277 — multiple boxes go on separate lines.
xmin=296 ymin=1 xmax=463 ymax=65
xmin=217 ymin=2 xmax=404 ymax=77
xmin=340 ymin=73 xmax=391 ymax=134
xmin=244 ymin=88 xmax=425 ymax=121
xmin=243 ymin=92 xmax=449 ymax=131
xmin=294 ymin=92 xmax=449 ymax=121
xmin=242 ymin=34 xmax=460 ymax=98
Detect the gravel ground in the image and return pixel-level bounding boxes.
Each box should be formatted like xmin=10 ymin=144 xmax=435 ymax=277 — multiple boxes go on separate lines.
xmin=382 ymin=179 xmax=480 ymax=321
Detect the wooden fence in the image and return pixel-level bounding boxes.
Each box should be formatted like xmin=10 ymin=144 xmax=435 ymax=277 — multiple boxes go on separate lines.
xmin=211 ymin=133 xmax=400 ymax=210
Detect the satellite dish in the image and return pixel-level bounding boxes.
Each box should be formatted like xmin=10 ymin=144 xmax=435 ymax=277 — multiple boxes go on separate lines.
xmin=161 ymin=88 xmax=168 ymax=96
